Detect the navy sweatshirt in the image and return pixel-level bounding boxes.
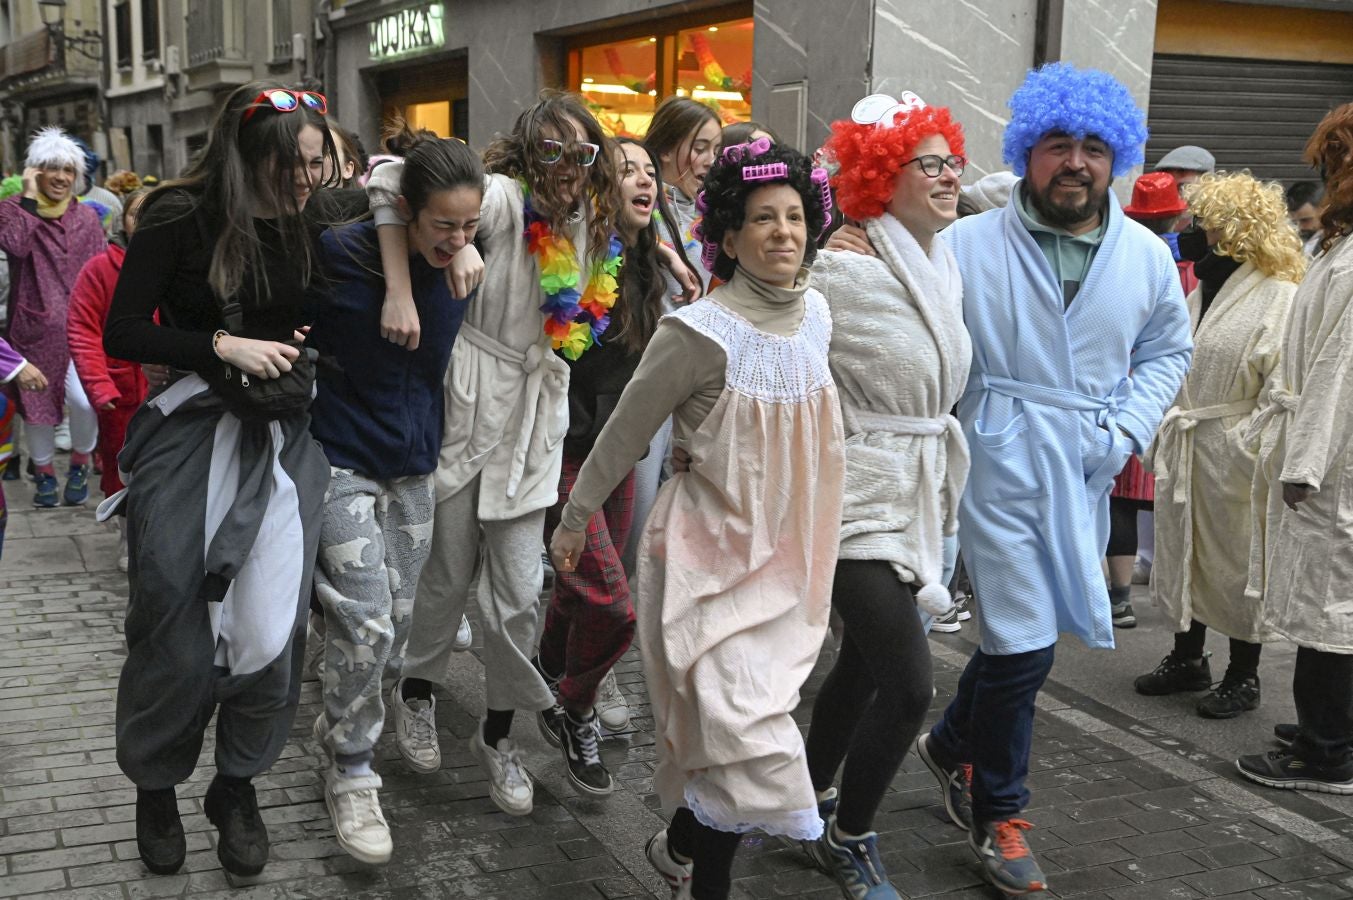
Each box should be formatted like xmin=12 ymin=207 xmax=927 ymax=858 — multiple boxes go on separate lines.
xmin=307 ymin=220 xmax=467 ymax=480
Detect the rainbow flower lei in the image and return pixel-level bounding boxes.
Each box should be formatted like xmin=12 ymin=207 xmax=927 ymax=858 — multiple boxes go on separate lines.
xmin=522 ymin=180 xmax=623 ymax=360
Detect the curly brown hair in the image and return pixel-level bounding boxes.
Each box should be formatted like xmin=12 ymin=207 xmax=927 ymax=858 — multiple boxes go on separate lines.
xmin=482 ymin=90 xmax=619 ymax=267
xmin=1305 ymin=102 xmax=1353 ymax=254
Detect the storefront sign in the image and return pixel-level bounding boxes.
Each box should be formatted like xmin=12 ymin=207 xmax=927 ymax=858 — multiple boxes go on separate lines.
xmin=368 ymin=3 xmax=444 ymax=63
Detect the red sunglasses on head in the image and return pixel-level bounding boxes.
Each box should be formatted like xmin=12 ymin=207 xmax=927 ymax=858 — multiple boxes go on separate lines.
xmin=241 ymin=89 xmax=327 ymax=124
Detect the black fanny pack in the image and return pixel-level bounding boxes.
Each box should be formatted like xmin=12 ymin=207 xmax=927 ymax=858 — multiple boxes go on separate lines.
xmin=204 ymin=298 xmax=317 ymax=422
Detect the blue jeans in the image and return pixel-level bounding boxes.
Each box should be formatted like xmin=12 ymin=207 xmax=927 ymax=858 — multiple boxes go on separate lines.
xmin=928 ymin=644 xmax=1057 ymax=824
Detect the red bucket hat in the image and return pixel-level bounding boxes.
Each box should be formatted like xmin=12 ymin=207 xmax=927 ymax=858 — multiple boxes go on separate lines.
xmin=1123 ymin=171 xmax=1188 ymax=218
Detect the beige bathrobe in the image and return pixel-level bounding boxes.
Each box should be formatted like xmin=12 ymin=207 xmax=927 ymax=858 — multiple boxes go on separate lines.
xmin=1247 ymin=237 xmax=1353 ymax=652
xmin=1147 ymin=262 xmax=1294 ymax=639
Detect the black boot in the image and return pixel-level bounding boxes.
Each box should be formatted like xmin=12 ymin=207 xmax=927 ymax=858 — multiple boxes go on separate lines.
xmin=204 ymin=775 xmax=269 ymax=876
xmin=136 ymin=787 xmax=186 ymax=875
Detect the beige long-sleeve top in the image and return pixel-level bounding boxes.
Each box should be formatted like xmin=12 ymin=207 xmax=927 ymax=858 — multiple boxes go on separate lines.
xmin=559 ymin=267 xmax=810 ymax=531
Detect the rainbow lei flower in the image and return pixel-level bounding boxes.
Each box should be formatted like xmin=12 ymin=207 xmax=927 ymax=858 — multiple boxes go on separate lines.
xmin=522 ymin=180 xmax=623 ymax=360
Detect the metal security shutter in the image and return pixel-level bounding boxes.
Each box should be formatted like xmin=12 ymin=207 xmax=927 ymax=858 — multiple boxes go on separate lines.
xmin=1146 ymin=54 xmax=1353 ymax=186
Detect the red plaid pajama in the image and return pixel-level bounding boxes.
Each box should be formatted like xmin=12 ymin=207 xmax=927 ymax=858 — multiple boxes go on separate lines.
xmin=540 ymin=454 xmax=637 ymax=708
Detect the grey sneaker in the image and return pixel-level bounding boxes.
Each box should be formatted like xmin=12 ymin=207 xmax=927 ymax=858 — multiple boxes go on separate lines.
xmin=971 ymin=818 xmax=1047 ymax=895
xmin=390 ymin=680 xmax=440 ymax=773
xmin=470 ymin=724 xmax=533 ymax=816
xmin=1111 ymin=599 xmax=1137 ymax=628
xmin=915 ymin=733 xmax=973 ymax=831
xmin=596 ymin=669 xmax=631 ymax=731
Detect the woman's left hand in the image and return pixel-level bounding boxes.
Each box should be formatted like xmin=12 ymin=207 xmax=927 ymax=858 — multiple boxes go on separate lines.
xmin=550 ymin=524 xmax=586 ymax=574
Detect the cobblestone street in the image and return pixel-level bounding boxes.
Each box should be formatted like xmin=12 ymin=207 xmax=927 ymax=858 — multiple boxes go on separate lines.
xmin=5 ymin=476 xmax=1353 ymax=899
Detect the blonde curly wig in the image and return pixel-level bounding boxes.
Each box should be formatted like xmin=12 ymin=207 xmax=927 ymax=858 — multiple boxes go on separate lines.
xmin=1184 ymin=172 xmax=1306 ymax=284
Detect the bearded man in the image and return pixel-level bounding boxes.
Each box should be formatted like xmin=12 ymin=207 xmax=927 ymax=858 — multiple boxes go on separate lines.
xmin=913 ymin=64 xmax=1194 ymax=895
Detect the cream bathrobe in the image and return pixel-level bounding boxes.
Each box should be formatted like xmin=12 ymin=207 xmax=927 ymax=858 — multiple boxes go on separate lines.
xmin=1147 ymin=262 xmax=1294 ymax=639
xmin=1248 ymin=236 xmax=1353 ymax=652
xmin=813 ymin=215 xmax=971 ymax=612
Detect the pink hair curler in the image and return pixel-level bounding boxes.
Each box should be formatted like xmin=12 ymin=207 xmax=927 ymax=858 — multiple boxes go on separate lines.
xmin=812 ymin=166 xmax=834 ymax=227
xmin=721 ymin=136 xmax=772 ymax=164
xmin=742 ymin=162 xmax=789 ymax=182
xmin=695 ymin=190 xmax=708 ymax=213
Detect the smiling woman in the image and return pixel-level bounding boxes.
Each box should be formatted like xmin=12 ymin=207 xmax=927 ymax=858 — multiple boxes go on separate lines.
xmin=549 ymin=139 xmax=844 ymax=898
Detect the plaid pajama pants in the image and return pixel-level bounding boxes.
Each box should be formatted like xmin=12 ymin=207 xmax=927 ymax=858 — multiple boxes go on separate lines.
xmin=540 ymin=454 xmax=637 ymax=708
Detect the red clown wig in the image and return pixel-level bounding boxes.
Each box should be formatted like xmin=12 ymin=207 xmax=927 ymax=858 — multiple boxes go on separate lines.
xmin=826 ymin=105 xmax=966 ymax=222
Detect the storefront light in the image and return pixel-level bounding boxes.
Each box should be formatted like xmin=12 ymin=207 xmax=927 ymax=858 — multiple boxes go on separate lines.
xmin=581 ymin=82 xmax=640 ymax=95
xmin=691 ymin=89 xmax=745 ymax=101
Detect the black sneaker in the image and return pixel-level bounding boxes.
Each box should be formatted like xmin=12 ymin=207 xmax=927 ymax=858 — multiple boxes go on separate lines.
xmin=531 ymin=656 xmax=564 ymax=748
xmin=931 ymin=606 xmax=963 ymax=633
xmin=203 ymin=775 xmax=269 ymax=876
xmin=1274 ymin=723 xmax=1299 ymax=747
xmin=136 ymin=787 xmax=185 ymax=875
xmin=915 ymin=733 xmax=973 ymax=831
xmin=1111 ymin=600 xmax=1137 ymax=628
xmin=1237 ymin=749 xmax=1353 ymax=795
xmin=560 ymin=709 xmax=614 ymax=796
xmin=1196 ymin=674 xmax=1260 ymax=719
xmin=1134 ymin=652 xmax=1211 ymax=695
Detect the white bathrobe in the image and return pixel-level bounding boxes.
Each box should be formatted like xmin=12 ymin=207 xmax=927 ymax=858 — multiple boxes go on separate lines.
xmin=812 ymin=214 xmax=972 ymax=611
xmin=1248 ymin=236 xmax=1353 ymax=652
xmin=1147 ymin=263 xmax=1294 ymax=640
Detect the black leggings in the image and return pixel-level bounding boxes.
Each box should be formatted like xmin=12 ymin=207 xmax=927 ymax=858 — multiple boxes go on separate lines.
xmin=805 ymin=559 xmax=934 ymax=835
xmin=1107 ymin=496 xmax=1150 ymax=558
xmin=1174 ymin=620 xmax=1262 ymax=680
xmin=667 ymin=807 xmax=742 ymax=900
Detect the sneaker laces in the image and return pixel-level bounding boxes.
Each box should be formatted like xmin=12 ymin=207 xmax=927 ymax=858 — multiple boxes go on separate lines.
xmin=406 ymin=700 xmax=437 ymax=747
xmin=1211 ymin=676 xmax=1257 ymax=699
xmin=570 ymin=715 xmax=603 ymax=767
xmin=992 ymin=819 xmax=1035 ymax=860
xmin=838 ymin=831 xmax=884 ymax=885
xmin=598 ymin=672 xmax=623 ymax=707
xmin=498 ymin=744 xmax=531 ymax=790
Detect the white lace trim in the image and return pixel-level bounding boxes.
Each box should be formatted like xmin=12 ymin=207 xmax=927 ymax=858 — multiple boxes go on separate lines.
xmin=670 ymin=291 xmax=835 ymax=404
xmin=683 ymin=779 xmax=825 ymax=841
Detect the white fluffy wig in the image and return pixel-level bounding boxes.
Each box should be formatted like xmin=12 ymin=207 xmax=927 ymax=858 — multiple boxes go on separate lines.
xmin=25 ymin=126 xmax=88 ymax=194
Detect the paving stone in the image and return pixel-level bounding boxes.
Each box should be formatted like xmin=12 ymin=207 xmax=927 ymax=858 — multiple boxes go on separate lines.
xmin=1184 ymin=865 xmax=1281 ymax=896
xmin=1256 ymin=857 xmax=1350 ymax=884
xmin=1108 ymin=879 xmax=1206 ymax=900
xmin=1114 ymin=852 xmax=1211 ymax=883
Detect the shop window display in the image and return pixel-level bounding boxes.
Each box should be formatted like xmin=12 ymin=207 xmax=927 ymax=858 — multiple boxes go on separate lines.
xmin=572 ymin=16 xmax=752 ymax=138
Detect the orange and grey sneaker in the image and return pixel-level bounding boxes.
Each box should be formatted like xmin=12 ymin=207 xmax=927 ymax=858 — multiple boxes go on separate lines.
xmin=915 ymin=733 xmax=973 ymax=831
xmin=970 ymin=818 xmax=1047 ymax=895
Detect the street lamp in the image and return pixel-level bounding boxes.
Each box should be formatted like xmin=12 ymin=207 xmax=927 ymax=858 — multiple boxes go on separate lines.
xmin=38 ymin=0 xmax=103 ymax=62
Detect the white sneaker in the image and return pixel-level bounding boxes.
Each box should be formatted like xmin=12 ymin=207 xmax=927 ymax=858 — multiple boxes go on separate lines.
xmin=390 ymin=680 xmax=440 ymax=773
xmin=54 ymin=420 xmax=71 ymax=452
xmin=470 ymin=724 xmax=533 ymax=816
xmin=596 ymin=669 xmax=631 ymax=731
xmin=452 ymin=614 xmax=473 ymax=652
xmin=645 ymin=828 xmax=693 ymax=898
xmin=313 ymin=711 xmax=333 ymax=762
xmin=303 ymin=613 xmax=326 ymax=682
xmin=1132 ymin=557 xmax=1152 ymax=585
xmin=324 ymin=767 xmax=392 ymax=864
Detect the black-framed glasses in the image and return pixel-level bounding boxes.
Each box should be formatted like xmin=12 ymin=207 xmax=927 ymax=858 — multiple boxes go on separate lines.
xmin=242 ymin=89 xmax=327 ymax=124
xmin=540 ymin=138 xmax=600 ymax=167
xmin=900 ymin=154 xmax=966 ymax=178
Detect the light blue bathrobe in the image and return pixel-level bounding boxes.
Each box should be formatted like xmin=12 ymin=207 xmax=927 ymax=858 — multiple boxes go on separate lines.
xmin=945 ymin=187 xmax=1192 ymax=654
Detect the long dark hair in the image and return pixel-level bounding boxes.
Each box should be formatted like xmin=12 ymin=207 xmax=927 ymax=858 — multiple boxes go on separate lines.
xmin=139 ymin=81 xmax=339 ymax=301
xmin=1306 ymin=102 xmax=1353 ymax=253
xmin=610 ymin=139 xmax=690 ymax=354
xmin=482 ymin=89 xmax=618 ymax=266
xmin=643 ymin=96 xmax=720 ymax=253
xmin=381 ymin=117 xmax=483 ymax=216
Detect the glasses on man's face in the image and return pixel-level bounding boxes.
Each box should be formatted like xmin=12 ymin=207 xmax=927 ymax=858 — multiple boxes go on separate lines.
xmin=241 ymin=89 xmax=328 ymax=124
xmin=540 ymin=138 xmax=600 ymax=167
xmin=900 ymin=154 xmax=966 ymax=178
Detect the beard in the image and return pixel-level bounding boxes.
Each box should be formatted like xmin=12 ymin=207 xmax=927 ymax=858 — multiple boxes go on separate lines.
xmin=1028 ymin=174 xmax=1108 ymax=230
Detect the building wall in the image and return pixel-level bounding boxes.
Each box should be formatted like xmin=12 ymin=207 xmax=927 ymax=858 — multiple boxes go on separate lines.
xmin=870 ymin=0 xmax=1038 ymax=180
xmin=747 ymin=0 xmax=871 ymax=154
xmin=1156 ymin=0 xmax=1353 ymax=64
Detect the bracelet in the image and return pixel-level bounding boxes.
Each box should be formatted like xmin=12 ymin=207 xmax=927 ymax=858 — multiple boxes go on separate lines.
xmin=212 ymin=329 xmax=229 ymax=361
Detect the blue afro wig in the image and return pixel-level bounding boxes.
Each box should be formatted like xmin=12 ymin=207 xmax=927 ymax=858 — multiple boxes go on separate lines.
xmin=1002 ymin=62 xmax=1148 ymax=178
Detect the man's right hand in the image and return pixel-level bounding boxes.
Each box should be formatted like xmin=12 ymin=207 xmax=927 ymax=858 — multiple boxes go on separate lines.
xmin=20 ymin=166 xmax=41 ymax=201
xmin=825 ymin=223 xmax=876 ymax=256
